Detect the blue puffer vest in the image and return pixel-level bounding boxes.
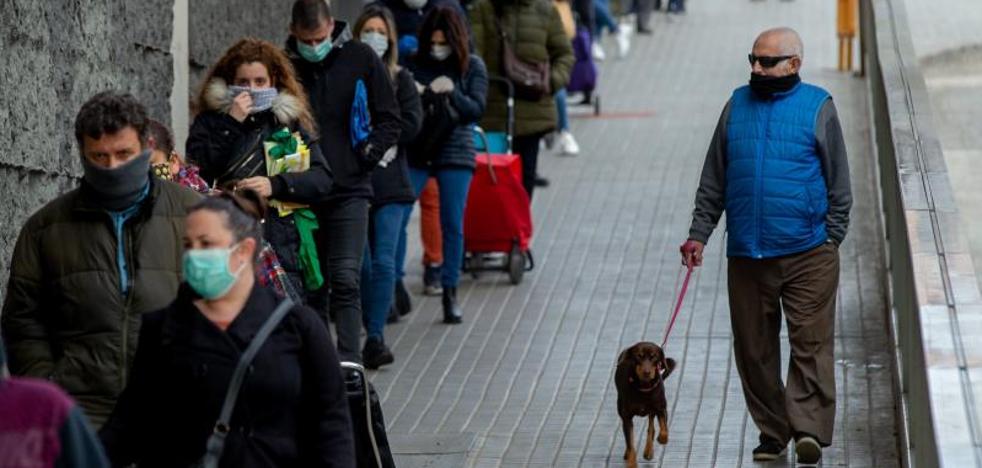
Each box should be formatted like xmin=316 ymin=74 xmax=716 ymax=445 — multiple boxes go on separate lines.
xmin=725 ymin=82 xmax=830 ymax=259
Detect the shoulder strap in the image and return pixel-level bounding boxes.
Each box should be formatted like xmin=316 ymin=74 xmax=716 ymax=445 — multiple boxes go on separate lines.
xmin=197 ymin=298 xmax=294 ymax=468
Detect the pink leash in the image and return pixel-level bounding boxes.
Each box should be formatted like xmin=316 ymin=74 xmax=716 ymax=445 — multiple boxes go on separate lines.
xmin=661 ymin=264 xmax=694 ymax=348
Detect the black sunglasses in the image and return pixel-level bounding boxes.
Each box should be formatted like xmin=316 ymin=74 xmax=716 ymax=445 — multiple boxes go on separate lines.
xmin=748 ymin=54 xmax=794 ymax=68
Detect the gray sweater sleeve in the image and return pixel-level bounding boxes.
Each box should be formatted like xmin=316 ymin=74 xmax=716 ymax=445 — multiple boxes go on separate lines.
xmin=687 ymin=101 xmax=731 ymax=244
xmin=816 ymin=99 xmax=852 ymax=245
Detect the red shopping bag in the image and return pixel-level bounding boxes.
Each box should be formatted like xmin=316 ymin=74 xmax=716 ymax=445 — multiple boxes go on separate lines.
xmin=464 ymin=152 xmax=533 ymax=253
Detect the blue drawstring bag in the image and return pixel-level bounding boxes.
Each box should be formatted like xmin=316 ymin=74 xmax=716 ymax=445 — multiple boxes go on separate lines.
xmin=351 ymin=79 xmax=372 ymax=148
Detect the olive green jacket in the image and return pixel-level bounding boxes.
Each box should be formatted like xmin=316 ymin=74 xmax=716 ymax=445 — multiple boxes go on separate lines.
xmin=1 ymin=178 xmax=200 ymax=427
xmin=470 ymin=0 xmax=575 ymax=136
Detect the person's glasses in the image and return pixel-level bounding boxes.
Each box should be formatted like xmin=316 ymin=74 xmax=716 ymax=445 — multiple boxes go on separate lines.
xmin=748 ymin=54 xmax=794 ymax=68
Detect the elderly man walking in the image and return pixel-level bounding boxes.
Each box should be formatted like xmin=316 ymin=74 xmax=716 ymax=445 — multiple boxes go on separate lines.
xmin=680 ymin=28 xmax=852 ymax=464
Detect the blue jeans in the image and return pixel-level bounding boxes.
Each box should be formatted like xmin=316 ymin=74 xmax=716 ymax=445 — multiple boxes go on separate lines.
xmin=361 ymin=203 xmax=411 ymax=340
xmin=408 ymin=167 xmax=473 ymax=288
xmin=594 ymin=0 xmax=619 ymax=35
xmin=555 ymin=88 xmax=569 ymax=131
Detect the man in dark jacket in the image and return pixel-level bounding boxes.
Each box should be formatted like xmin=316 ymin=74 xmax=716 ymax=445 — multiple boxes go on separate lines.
xmin=680 ymin=28 xmax=851 ymax=465
xmin=287 ymin=0 xmax=402 ymax=363
xmin=371 ymin=0 xmax=470 ymax=64
xmin=1 ymin=91 xmax=201 ymax=427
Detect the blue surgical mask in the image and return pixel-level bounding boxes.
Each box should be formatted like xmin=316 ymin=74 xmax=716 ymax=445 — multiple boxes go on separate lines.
xmin=297 ymin=37 xmax=333 ymax=63
xmin=360 ymin=31 xmax=389 ymax=58
xmin=431 ymin=44 xmax=452 ymax=61
xmin=183 ymin=243 xmax=245 ymax=300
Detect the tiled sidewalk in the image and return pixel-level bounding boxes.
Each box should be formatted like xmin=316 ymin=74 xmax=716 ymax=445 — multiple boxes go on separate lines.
xmin=371 ymin=1 xmax=900 ymax=466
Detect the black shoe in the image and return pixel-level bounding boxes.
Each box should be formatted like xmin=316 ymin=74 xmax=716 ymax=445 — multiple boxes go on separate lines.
xmin=637 ymin=27 xmax=654 ymax=35
xmin=577 ymin=91 xmax=594 ymax=106
xmin=394 ymin=279 xmax=412 ymax=316
xmin=442 ymin=287 xmax=463 ymax=324
xmin=363 ymin=336 xmax=394 ymax=369
xmin=752 ymin=437 xmax=787 ymax=461
xmin=794 ymin=434 xmax=822 ymax=465
xmin=533 ymin=176 xmax=550 ymax=188
xmin=386 ymin=303 xmax=400 ymax=324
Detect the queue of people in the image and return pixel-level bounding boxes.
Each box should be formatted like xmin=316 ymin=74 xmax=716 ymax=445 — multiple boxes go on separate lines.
xmin=0 ymin=0 xmax=580 ymax=465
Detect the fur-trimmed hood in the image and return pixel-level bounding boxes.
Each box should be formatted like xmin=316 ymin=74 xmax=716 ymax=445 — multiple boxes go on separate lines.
xmin=201 ymin=78 xmax=305 ymax=126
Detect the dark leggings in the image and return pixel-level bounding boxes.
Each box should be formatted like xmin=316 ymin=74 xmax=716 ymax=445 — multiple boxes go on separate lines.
xmin=513 ymin=132 xmax=548 ymax=200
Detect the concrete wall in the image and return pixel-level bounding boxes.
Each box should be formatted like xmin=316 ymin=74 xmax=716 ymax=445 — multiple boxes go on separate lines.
xmin=0 ymin=0 xmax=373 ymax=300
xmin=0 ymin=0 xmax=174 ymax=300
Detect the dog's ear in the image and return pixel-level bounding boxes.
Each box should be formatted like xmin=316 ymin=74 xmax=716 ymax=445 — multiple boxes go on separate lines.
xmin=618 ymin=345 xmax=639 ymax=383
xmin=660 ymin=357 xmax=677 ymax=380
xmin=618 ymin=344 xmax=639 ymax=367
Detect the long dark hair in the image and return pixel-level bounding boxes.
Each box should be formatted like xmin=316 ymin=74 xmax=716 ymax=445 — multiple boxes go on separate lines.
xmin=417 ymin=6 xmax=471 ymax=75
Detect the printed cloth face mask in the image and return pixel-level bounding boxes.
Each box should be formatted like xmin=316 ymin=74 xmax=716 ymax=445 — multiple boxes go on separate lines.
xmin=228 ymin=86 xmax=279 ymax=113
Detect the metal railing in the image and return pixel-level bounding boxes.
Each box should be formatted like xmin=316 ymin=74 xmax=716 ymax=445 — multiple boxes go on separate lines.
xmin=861 ymin=0 xmax=982 ymax=466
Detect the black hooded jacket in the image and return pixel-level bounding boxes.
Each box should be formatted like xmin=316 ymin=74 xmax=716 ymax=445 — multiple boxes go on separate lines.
xmin=371 ymin=67 xmax=423 ymax=206
xmin=186 ymin=79 xmax=333 ymax=292
xmin=287 ymin=21 xmax=402 ymax=202
xmin=100 ymin=284 xmax=354 ymax=468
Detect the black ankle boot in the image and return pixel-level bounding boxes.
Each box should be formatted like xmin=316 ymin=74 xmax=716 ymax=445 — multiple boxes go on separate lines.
xmin=442 ymin=287 xmax=462 ymax=324
xmin=394 ymin=279 xmax=412 ymax=316
xmin=363 ymin=336 xmax=394 ymax=369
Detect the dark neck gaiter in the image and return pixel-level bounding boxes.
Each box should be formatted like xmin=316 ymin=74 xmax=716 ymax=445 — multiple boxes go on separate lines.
xmin=81 ymin=149 xmax=152 ymax=211
xmin=749 ymin=73 xmax=801 ymax=99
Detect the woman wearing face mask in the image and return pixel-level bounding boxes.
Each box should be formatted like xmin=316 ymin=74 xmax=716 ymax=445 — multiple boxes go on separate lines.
xmin=353 ymin=4 xmax=424 ymax=368
xmin=148 ymin=119 xmax=210 ymax=193
xmin=99 ymin=189 xmax=355 ymax=467
xmin=187 ymin=38 xmax=333 ymax=304
xmin=408 ymin=6 xmax=488 ymax=323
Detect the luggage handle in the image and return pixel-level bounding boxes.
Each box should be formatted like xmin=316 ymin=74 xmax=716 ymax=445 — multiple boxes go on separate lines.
xmin=486 ymin=75 xmax=515 ymax=153
xmin=473 ymin=126 xmax=499 ymax=185
xmin=340 ymin=361 xmax=384 ymax=468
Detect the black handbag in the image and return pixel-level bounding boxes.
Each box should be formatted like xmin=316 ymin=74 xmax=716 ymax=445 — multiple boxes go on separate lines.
xmin=193 ymin=298 xmax=294 ymax=468
xmin=342 ymin=362 xmax=396 ymax=468
xmin=216 ymin=129 xmax=266 ymax=186
xmin=409 ymin=90 xmax=460 ymax=167
xmin=493 ymin=10 xmax=551 ymax=100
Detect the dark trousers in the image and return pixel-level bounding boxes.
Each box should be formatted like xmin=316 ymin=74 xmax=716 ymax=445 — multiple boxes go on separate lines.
xmin=513 ymin=132 xmax=546 ymax=200
xmin=634 ymin=0 xmax=655 ymax=30
xmin=728 ymin=242 xmax=839 ymax=446
xmin=316 ymin=197 xmax=370 ymax=363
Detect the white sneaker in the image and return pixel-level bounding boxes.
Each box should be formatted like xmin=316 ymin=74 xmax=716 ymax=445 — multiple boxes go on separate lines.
xmin=616 ymin=28 xmax=631 ymax=58
xmin=592 ymin=42 xmax=606 ymax=62
xmin=557 ymin=130 xmax=580 ymax=155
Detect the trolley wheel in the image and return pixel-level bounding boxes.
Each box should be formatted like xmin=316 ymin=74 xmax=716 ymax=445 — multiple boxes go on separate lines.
xmin=508 ymin=245 xmax=525 ymax=285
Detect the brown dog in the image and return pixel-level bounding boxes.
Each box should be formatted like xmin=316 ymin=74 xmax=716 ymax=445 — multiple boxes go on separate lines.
xmin=615 ymin=342 xmax=676 ymax=467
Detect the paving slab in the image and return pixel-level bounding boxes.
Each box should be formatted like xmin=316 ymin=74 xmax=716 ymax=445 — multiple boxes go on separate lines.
xmin=372 ymin=0 xmax=900 ymax=466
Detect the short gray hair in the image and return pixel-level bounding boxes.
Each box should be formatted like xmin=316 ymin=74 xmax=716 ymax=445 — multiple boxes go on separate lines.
xmin=755 ymin=27 xmax=804 ymax=59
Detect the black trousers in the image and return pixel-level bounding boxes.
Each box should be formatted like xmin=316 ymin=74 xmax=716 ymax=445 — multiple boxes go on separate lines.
xmin=513 ymin=132 xmax=547 ymax=200
xmin=635 ymin=0 xmax=655 ymax=30
xmin=315 ymin=197 xmax=370 ymax=363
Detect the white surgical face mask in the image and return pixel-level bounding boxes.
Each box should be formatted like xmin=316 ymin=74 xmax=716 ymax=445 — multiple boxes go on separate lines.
xmin=404 ymin=0 xmax=427 ymax=9
xmin=431 ymin=44 xmax=452 ymax=61
xmin=360 ymin=31 xmax=389 ymax=58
